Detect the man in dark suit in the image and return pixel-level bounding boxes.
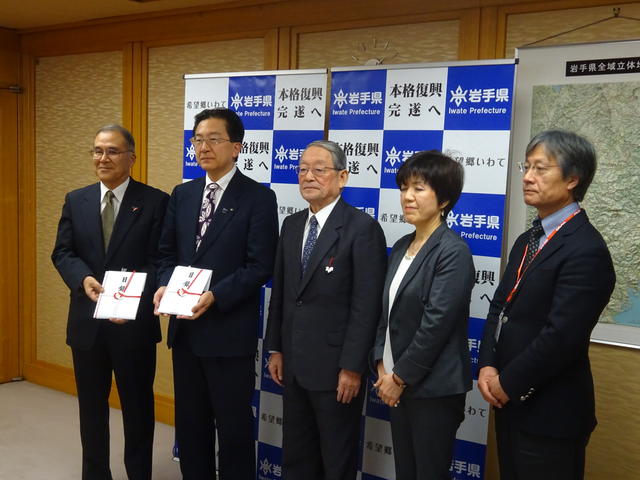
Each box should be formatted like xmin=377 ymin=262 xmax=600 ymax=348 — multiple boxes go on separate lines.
xmin=52 ymin=125 xmax=169 ymax=480
xmin=265 ymin=140 xmax=387 ymax=480
xmin=478 ymin=130 xmax=616 ymax=480
xmin=153 ymin=108 xmax=279 ymax=479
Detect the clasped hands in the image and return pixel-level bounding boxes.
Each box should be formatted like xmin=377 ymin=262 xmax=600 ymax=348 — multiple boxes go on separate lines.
xmin=374 ymin=361 xmax=405 ymax=408
xmin=478 ymin=366 xmax=510 ymax=408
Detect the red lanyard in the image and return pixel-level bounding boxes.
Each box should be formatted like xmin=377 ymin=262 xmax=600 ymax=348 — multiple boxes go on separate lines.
xmin=505 ymin=208 xmax=581 ymax=304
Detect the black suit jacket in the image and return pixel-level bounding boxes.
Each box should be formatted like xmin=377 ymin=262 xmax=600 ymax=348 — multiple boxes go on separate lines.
xmin=52 ymin=178 xmax=169 ymax=350
xmin=158 ymin=170 xmax=279 ymax=357
xmin=479 ymin=210 xmax=615 ymax=438
xmin=372 ymin=223 xmax=474 ymax=398
xmin=265 ymin=198 xmax=387 ymax=391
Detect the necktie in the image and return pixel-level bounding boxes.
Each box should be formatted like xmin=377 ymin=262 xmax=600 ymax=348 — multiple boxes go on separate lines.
xmin=523 ymin=218 xmax=544 ymax=269
xmin=196 ymin=183 xmax=219 ymax=251
xmin=101 ymin=190 xmax=115 ymax=252
xmin=301 ymin=215 xmax=318 ymax=276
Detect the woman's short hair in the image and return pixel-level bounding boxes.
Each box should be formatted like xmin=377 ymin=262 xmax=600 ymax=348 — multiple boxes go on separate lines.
xmin=396 ymin=150 xmax=464 ymax=218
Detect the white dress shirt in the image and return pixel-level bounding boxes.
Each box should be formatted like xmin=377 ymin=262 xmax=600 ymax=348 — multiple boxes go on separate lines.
xmin=301 ymin=195 xmax=341 ymax=259
xmin=202 ymin=166 xmax=237 ymax=212
xmin=383 ymin=254 xmax=415 ymax=373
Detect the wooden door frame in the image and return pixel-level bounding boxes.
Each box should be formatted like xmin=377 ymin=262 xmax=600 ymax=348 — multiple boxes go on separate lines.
xmin=0 ymin=88 xmax=20 ymax=383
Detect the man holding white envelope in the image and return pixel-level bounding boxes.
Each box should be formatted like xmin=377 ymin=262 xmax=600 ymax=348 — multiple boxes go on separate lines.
xmin=52 ymin=125 xmax=169 ymax=479
xmin=154 ymin=108 xmax=279 ymax=479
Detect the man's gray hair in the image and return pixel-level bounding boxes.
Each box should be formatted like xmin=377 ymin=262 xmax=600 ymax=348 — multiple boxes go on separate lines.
xmin=526 ymin=129 xmax=596 ymax=202
xmin=95 ymin=124 xmax=136 ymax=152
xmin=305 ymin=140 xmax=347 ymax=170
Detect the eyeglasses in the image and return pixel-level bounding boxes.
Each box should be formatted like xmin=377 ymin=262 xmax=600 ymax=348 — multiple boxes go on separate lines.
xmin=517 ymin=162 xmax=560 ymax=176
xmin=189 ymin=137 xmax=234 ymax=148
xmin=90 ymin=148 xmax=132 ymax=159
xmin=295 ymin=166 xmax=342 ymax=177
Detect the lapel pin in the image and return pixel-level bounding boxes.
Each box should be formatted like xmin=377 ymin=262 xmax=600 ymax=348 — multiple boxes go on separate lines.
xmin=325 ymin=257 xmax=335 ymax=274
xmin=131 ymin=206 xmax=140 ymax=212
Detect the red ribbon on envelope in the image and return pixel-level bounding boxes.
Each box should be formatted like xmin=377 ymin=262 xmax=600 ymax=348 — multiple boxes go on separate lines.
xmin=113 ymin=270 xmax=142 ymax=300
xmin=176 ymin=268 xmax=204 ymax=297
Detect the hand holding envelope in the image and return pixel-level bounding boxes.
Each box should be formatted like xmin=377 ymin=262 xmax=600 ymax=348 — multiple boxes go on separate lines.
xmin=93 ymin=270 xmax=147 ymax=320
xmin=156 ymin=266 xmax=213 ymax=318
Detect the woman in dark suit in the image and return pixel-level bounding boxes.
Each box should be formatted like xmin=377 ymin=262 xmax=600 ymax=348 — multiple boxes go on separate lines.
xmin=372 ymin=150 xmax=475 ymax=480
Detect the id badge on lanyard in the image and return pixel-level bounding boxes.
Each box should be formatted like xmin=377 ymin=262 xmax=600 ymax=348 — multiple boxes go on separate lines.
xmin=493 ymin=208 xmax=581 ymax=342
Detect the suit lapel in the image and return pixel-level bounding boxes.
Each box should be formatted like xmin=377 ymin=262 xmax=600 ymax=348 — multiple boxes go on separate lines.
xmin=181 ymin=177 xmax=205 ymax=261
xmin=105 ymin=179 xmax=144 ymax=263
xmin=288 ymin=210 xmax=307 ymax=282
xmin=518 ymin=210 xmax=587 ymax=286
xmin=297 ymin=199 xmax=344 ymax=295
xmin=390 ymin=223 xmax=446 ymax=317
xmin=192 ymin=172 xmax=241 ymax=263
xmin=81 ymin=183 xmax=105 ymax=262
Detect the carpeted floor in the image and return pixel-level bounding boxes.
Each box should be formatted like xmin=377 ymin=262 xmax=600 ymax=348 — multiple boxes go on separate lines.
xmin=0 ymin=381 xmax=181 ymax=479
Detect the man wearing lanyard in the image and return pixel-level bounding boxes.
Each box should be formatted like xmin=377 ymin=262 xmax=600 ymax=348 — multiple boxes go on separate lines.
xmin=478 ymin=129 xmax=615 ymax=480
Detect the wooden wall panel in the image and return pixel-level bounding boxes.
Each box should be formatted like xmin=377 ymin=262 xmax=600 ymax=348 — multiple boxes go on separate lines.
xmin=296 ymin=20 xmax=459 ymax=69
xmin=0 ymin=90 xmax=20 ymax=383
xmin=0 ymin=28 xmax=20 ymax=85
xmin=587 ymin=343 xmax=640 ymax=478
xmin=0 ymin=28 xmax=20 ymax=383
xmin=504 ymin=2 xmax=640 ymax=57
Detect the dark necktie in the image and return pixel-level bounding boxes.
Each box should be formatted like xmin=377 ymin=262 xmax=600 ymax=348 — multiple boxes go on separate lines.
xmin=301 ymin=215 xmax=318 ymax=276
xmin=101 ymin=190 xmax=115 ymax=252
xmin=195 ymin=182 xmax=219 ymax=251
xmin=523 ymin=218 xmax=544 ymax=269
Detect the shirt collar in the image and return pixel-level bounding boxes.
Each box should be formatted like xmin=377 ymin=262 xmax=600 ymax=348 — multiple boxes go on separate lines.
xmin=307 ymin=195 xmax=340 ymax=230
xmin=539 ymin=201 xmax=580 ymax=237
xmin=100 ymin=177 xmax=130 ymax=203
xmin=206 ymin=165 xmax=237 ymax=191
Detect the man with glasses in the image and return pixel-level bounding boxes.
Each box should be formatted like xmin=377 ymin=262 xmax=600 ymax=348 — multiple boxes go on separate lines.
xmin=265 ymin=140 xmax=387 ymax=480
xmin=478 ymin=130 xmax=616 ymax=480
xmin=52 ymin=125 xmax=169 ymax=479
xmin=154 ymin=108 xmax=278 ymax=479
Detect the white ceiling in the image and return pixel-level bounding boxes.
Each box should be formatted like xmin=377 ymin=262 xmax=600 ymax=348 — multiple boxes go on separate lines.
xmin=0 ymin=0 xmax=235 ymax=30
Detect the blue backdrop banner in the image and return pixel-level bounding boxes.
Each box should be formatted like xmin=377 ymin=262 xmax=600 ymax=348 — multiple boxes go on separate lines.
xmin=183 ymin=60 xmax=516 ymax=480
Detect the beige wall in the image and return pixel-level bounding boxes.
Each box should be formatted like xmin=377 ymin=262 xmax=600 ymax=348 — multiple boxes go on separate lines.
xmin=35 ymin=51 xmax=122 ymax=368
